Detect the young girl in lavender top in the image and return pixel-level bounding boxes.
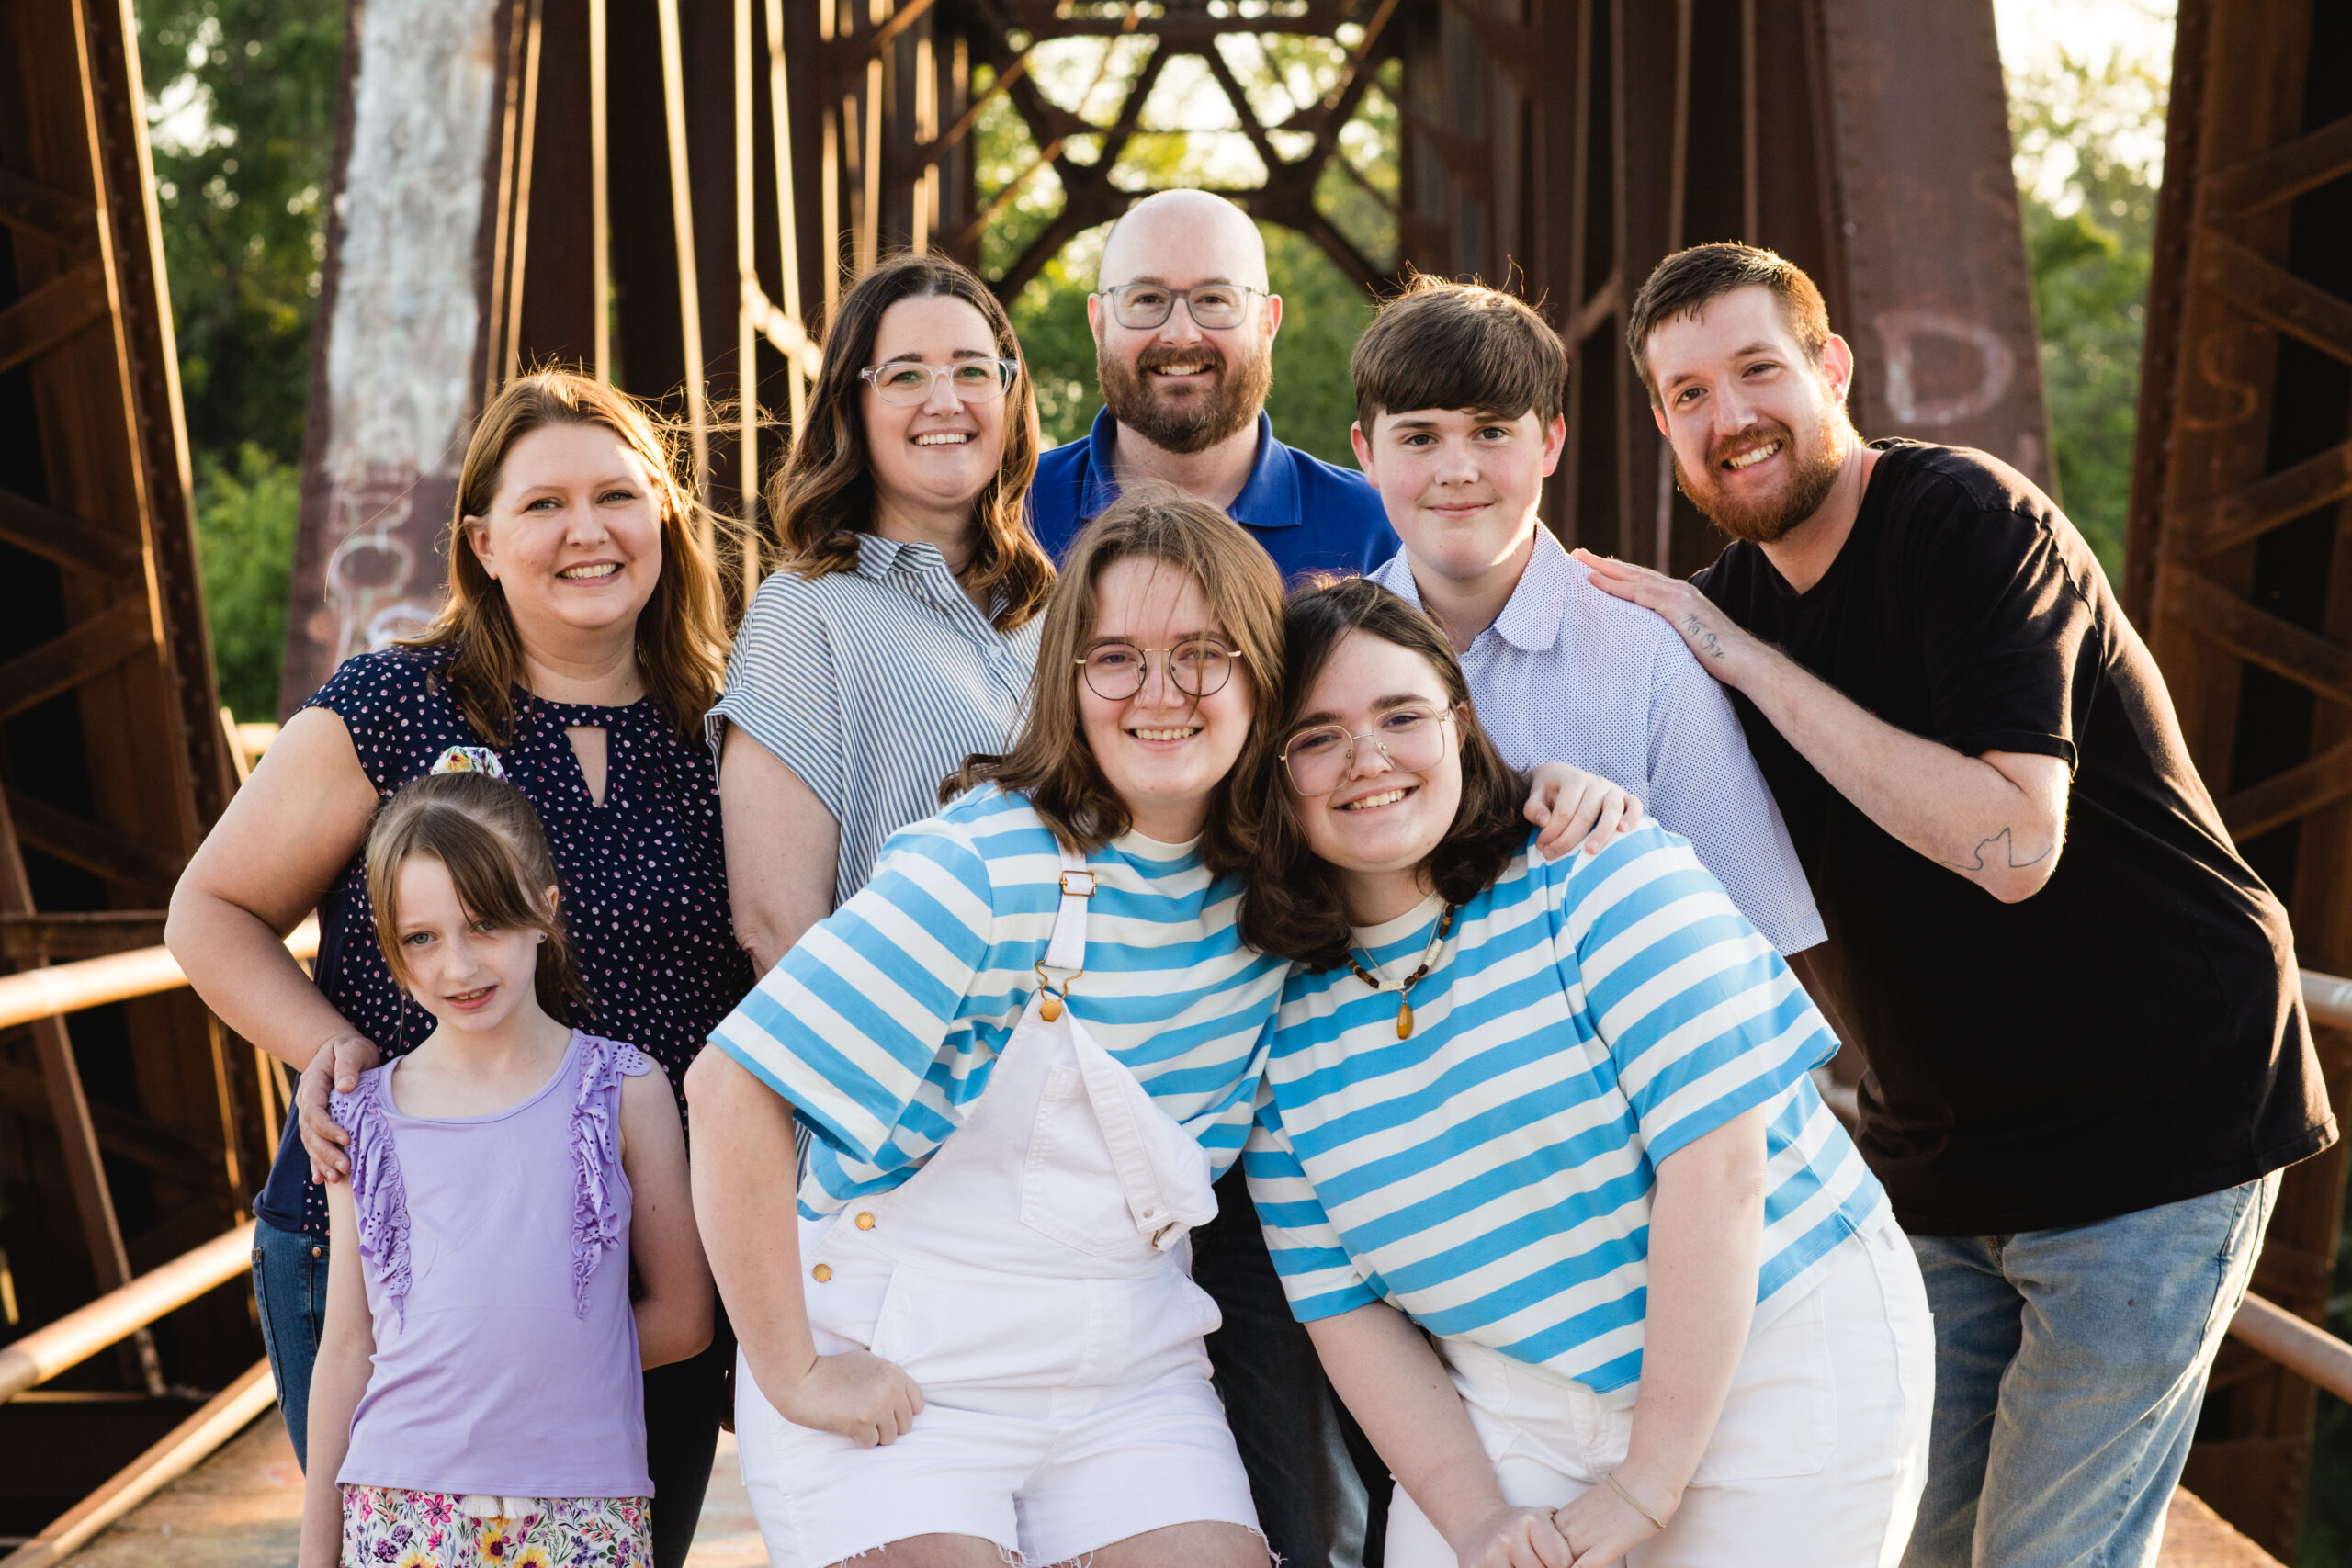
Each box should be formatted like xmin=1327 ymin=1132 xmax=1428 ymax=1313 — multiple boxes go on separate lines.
xmin=300 ymin=771 xmax=713 ymax=1568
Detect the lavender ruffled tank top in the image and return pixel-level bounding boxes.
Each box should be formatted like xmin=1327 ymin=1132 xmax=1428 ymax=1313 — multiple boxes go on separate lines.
xmin=332 ymin=1032 xmax=655 ymax=1499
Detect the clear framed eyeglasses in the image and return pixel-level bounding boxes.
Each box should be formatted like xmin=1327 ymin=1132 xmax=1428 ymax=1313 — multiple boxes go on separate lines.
xmin=1281 ymin=706 xmax=1459 ymax=795
xmin=858 ymin=357 xmax=1020 ymax=406
xmin=1097 ymin=283 xmax=1264 ymax=332
xmin=1076 ymin=639 xmax=1238 ymax=702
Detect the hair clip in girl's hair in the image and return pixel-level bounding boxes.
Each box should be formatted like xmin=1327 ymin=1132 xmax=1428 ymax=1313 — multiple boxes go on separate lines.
xmin=430 ymin=745 xmax=508 ymax=780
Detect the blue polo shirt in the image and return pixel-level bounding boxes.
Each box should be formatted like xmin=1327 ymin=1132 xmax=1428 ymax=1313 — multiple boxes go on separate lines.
xmin=1028 ymin=408 xmax=1397 ymax=583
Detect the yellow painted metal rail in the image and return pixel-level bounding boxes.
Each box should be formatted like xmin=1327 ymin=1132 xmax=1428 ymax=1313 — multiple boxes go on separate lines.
xmin=0 ymin=1223 xmax=254 ymax=1403
xmin=0 ymin=917 xmax=314 ymax=1033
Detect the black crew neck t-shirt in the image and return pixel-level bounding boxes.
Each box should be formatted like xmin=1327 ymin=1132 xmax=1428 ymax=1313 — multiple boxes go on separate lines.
xmin=1694 ymin=440 xmax=2334 ymax=1235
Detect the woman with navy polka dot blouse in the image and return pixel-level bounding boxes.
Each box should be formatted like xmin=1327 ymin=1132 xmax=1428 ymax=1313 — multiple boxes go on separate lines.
xmin=167 ymin=371 xmax=752 ymax=1568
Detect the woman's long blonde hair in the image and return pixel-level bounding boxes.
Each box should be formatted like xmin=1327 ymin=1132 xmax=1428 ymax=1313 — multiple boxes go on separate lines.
xmin=411 ymin=369 xmax=729 ymax=746
xmin=766 ymin=253 xmax=1053 ymax=631
xmin=947 ymin=486 xmax=1283 ymax=873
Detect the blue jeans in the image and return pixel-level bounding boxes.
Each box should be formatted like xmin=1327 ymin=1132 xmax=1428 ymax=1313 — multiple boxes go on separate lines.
xmin=1899 ymin=1174 xmax=2278 ymax=1568
xmin=252 ymin=1215 xmax=729 ymax=1568
xmin=253 ymin=1216 xmax=332 ymax=1468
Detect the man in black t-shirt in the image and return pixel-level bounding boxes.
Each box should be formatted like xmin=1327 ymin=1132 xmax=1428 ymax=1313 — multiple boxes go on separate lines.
xmin=1582 ymin=244 xmax=2335 ymax=1568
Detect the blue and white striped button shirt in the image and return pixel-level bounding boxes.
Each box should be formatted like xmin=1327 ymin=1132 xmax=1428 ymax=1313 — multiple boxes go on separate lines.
xmin=1371 ymin=529 xmax=1825 ymax=954
xmin=707 ymin=532 xmax=1042 ymax=909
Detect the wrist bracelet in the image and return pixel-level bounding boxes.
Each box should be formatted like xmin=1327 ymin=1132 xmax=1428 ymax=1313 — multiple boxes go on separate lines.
xmin=1600 ymin=1472 xmax=1664 ymax=1530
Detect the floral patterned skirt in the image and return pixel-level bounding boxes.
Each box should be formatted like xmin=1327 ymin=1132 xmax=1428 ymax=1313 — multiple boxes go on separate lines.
xmin=340 ymin=1484 xmax=651 ymax=1566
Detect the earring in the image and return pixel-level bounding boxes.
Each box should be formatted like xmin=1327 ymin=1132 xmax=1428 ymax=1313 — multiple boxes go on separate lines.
xmin=536 ymin=932 xmax=548 ymax=943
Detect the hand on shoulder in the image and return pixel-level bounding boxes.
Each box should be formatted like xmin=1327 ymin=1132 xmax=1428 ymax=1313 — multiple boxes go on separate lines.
xmin=1523 ymin=764 xmax=1644 ymax=861
xmin=1573 ymin=549 xmax=1770 ymax=691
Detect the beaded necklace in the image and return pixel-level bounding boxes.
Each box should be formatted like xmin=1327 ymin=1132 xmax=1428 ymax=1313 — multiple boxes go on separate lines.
xmin=1344 ymin=904 xmax=1458 ymax=1039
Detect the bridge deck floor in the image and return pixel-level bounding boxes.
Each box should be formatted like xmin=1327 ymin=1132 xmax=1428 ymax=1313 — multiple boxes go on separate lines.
xmin=52 ymin=1412 xmax=768 ymax=1566
xmin=40 ymin=1409 xmax=2286 ymax=1567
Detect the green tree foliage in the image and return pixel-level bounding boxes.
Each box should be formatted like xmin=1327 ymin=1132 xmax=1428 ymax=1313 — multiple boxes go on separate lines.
xmin=193 ymin=443 xmax=299 ymax=720
xmin=141 ymin=0 xmax=340 ymax=466
xmin=140 ymin=0 xmax=341 ymax=715
xmin=2007 ymin=48 xmax=2165 ymax=581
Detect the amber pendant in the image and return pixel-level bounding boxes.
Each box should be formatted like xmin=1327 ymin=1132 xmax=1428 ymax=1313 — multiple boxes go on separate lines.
xmin=1040 ymin=993 xmax=1064 ymax=1022
xmin=1396 ymin=999 xmax=1414 ymax=1039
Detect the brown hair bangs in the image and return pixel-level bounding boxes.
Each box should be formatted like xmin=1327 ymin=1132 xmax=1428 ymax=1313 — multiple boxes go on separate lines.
xmin=1626 ymin=243 xmax=1832 ymax=407
xmin=365 ymin=772 xmax=589 ymax=1024
xmin=1351 ymin=273 xmax=1568 ymax=433
xmin=947 ymin=484 xmax=1283 ymax=874
xmin=1236 ymin=576 xmax=1530 ymax=972
xmin=766 ymin=252 xmax=1053 ymax=632
xmin=414 ymin=369 xmax=729 ymax=747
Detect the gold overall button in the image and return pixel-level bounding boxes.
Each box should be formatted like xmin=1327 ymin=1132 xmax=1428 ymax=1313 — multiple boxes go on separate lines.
xmin=811 ymin=1263 xmax=831 ymax=1283
xmin=855 ymin=1213 xmax=876 ymax=1230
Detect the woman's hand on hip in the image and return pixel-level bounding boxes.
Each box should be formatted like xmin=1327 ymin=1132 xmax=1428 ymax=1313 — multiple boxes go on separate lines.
xmin=1524 ymin=763 xmax=1644 ymax=860
xmin=766 ymin=1348 xmax=925 ymax=1447
xmin=1553 ymin=1474 xmax=1672 ymax=1566
xmin=299 ymin=1030 xmax=380 ymax=1183
xmin=1448 ymin=1501 xmax=1576 ymax=1568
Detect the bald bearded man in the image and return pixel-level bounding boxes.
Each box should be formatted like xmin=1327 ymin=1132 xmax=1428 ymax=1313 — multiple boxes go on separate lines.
xmin=1028 ymin=189 xmax=1396 ymax=583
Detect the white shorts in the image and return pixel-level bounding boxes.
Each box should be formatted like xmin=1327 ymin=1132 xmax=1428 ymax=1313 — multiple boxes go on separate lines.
xmin=1387 ymin=1217 xmax=1936 ymax=1568
xmin=735 ymin=1348 xmax=1260 ymax=1567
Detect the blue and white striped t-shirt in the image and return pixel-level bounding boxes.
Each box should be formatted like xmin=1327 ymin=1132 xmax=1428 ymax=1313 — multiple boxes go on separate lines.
xmin=712 ymin=784 xmax=1287 ymax=1215
xmin=1247 ymin=823 xmax=1886 ymax=1392
xmin=707 ymin=533 xmax=1041 ymax=908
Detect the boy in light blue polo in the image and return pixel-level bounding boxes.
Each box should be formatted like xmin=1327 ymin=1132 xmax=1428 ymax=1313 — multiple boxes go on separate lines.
xmin=1351 ymin=276 xmax=1823 ymax=955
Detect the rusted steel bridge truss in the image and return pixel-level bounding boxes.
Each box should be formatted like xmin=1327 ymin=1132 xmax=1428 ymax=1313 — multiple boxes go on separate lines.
xmin=281 ymin=0 xmax=2057 ymax=692
xmin=0 ymin=0 xmax=2341 ymax=1551
xmin=270 ymin=0 xmax=2345 ymax=1550
xmin=0 ymin=0 xmax=279 ymax=1533
xmin=2129 ymin=0 xmax=2352 ymax=1552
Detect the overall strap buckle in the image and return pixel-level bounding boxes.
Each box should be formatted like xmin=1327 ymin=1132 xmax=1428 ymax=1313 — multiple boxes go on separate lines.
xmin=1034 ymin=961 xmax=1082 ymax=1022
xmin=1038 ymin=851 xmax=1095 ymax=1021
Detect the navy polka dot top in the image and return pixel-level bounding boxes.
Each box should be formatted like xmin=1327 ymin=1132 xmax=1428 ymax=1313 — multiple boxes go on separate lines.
xmin=252 ymin=644 xmax=754 ymax=1239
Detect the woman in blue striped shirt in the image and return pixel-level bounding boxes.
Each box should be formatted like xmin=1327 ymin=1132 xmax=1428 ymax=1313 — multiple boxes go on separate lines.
xmin=714 ymin=254 xmax=1054 ymax=976
xmin=1239 ymin=578 xmax=1934 ymax=1568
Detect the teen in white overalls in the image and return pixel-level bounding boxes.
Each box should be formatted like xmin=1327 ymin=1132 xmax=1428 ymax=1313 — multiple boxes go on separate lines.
xmin=738 ymin=845 xmax=1252 ymax=1562
xmin=688 ymin=492 xmax=1288 ymax=1568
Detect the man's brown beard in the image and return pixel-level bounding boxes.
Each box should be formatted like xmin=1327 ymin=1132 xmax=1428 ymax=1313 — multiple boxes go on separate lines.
xmin=1673 ymin=411 xmax=1848 ymax=545
xmin=1097 ymin=338 xmax=1272 ymax=456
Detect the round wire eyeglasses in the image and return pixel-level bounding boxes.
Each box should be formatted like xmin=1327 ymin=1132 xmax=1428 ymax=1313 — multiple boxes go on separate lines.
xmin=1075 ymin=639 xmax=1238 ymax=701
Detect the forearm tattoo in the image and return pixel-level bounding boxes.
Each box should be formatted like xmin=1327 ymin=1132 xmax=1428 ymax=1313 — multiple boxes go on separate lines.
xmin=1944 ymin=826 xmax=2052 ymax=874
xmin=1679 ymin=614 xmax=1728 ymax=660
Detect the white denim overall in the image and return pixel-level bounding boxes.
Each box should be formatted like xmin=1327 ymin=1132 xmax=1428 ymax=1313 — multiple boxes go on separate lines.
xmin=735 ymin=849 xmax=1264 ymax=1567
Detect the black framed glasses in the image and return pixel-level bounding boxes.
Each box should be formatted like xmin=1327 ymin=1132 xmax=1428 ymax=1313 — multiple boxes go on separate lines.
xmin=1282 ymin=706 xmax=1459 ymax=795
xmin=1097 ymin=282 xmax=1263 ymax=332
xmin=1076 ymin=639 xmax=1238 ymax=702
xmin=858 ymin=357 xmax=1019 ymax=406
